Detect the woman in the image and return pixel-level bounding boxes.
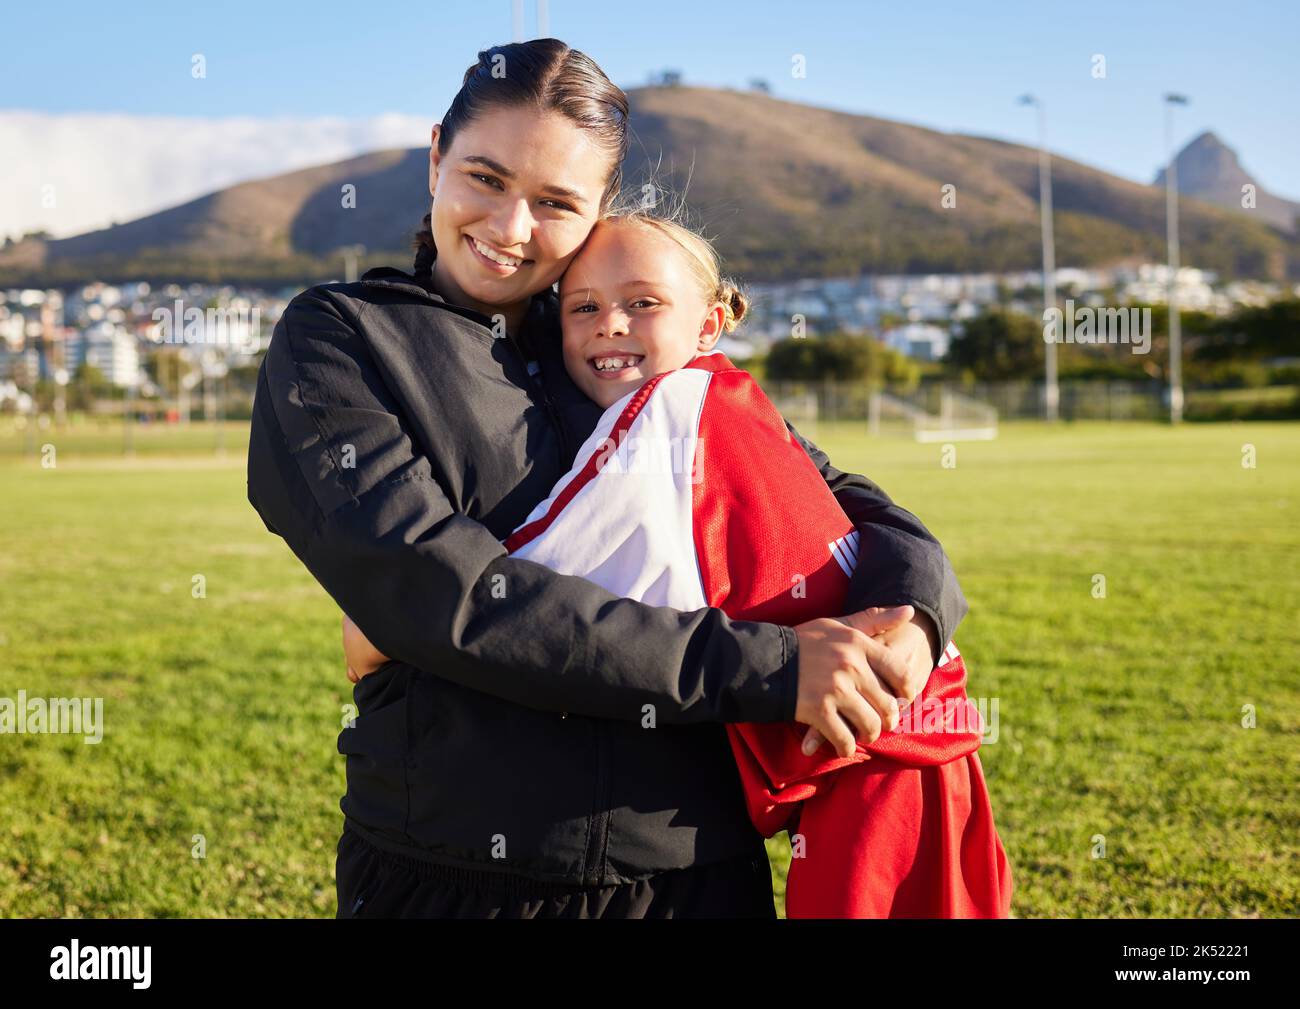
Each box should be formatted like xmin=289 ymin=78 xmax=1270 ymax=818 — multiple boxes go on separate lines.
xmin=246 ymin=38 xmax=967 ymax=918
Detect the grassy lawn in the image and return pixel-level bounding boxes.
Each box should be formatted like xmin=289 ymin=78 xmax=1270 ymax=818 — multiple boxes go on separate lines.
xmin=1 ymin=419 xmax=1296 ymax=917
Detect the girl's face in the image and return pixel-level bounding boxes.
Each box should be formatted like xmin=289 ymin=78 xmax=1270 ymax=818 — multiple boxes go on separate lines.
xmin=559 ymin=222 xmax=724 ymax=409
xmin=428 ymin=106 xmax=610 ymax=320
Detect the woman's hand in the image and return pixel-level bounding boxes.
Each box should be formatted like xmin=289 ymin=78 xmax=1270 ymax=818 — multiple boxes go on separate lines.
xmin=342 ymin=614 xmax=391 ymax=684
xmin=793 ymin=605 xmax=938 ymax=759
xmin=791 ymin=606 xmax=910 ymax=760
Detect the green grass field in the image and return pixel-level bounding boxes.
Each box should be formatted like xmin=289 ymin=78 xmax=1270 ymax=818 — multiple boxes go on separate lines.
xmin=1 ymin=419 xmax=1296 ymax=917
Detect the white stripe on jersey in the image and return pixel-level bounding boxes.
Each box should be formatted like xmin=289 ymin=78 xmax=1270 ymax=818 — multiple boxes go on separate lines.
xmin=829 ymin=529 xmax=861 ymax=579
xmin=508 ymin=369 xmax=714 ymax=611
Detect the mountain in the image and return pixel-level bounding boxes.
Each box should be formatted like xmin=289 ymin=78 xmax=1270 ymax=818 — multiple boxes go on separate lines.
xmin=619 ymin=89 xmax=1297 ymax=281
xmin=3 ymin=86 xmax=1297 ymax=286
xmin=0 ymin=148 xmax=429 ymax=287
xmin=1153 ymin=131 xmax=1299 ymax=234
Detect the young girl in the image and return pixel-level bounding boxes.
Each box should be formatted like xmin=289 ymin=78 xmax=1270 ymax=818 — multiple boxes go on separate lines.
xmin=348 ymin=207 xmax=1012 ymax=918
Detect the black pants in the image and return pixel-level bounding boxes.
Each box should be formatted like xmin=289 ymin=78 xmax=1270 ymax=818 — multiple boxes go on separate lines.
xmin=336 ymin=827 xmax=777 ymax=919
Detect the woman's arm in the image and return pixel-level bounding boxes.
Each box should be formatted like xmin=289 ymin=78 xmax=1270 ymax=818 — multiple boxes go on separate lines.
xmin=785 ymin=421 xmax=968 ymax=668
xmin=248 ymin=288 xmax=797 ymax=726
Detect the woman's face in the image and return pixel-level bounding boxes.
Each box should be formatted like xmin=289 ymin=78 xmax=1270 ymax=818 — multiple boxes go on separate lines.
xmin=428 ymin=106 xmax=611 ymax=319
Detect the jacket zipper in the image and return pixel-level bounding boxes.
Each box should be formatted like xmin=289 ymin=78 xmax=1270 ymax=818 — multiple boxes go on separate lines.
xmin=501 ymin=327 xmax=574 ymax=467
xmin=502 ymin=323 xmax=611 ymax=881
xmin=366 ymin=273 xmax=607 ymax=882
xmin=363 ymin=274 xmax=576 ymax=459
xmin=584 ymin=721 xmax=611 ymax=886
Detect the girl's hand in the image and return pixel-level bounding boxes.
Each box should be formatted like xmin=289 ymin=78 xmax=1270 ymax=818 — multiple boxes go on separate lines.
xmin=798 ymin=606 xmax=940 ymax=757
xmin=342 ymin=614 xmax=391 ymax=683
xmin=858 ymin=607 xmax=940 ymax=704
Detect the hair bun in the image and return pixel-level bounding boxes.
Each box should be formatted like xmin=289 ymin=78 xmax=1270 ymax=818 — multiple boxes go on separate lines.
xmin=720 ymin=281 xmax=749 ymax=332
xmin=412 ymin=211 xmax=437 ymax=280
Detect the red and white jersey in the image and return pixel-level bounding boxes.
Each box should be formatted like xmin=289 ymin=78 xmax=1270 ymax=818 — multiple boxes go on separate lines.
xmin=506 ymin=351 xmax=859 ymax=629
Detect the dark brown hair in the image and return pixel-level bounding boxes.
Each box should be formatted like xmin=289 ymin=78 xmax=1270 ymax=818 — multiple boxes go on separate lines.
xmin=413 ymin=39 xmax=630 ymax=278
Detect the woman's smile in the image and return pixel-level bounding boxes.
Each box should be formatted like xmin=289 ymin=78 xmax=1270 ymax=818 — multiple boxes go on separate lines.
xmin=465 ymin=234 xmax=530 ymax=275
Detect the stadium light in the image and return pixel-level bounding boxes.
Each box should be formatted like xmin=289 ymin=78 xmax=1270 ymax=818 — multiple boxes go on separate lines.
xmin=1019 ymin=94 xmax=1059 ymax=422
xmin=1164 ymin=92 xmax=1189 ymax=424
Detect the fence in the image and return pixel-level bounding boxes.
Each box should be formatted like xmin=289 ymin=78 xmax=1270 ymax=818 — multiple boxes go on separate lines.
xmin=761 ymin=378 xmax=1297 ymax=430
xmin=4 ymin=378 xmax=1294 ymax=459
xmin=764 ymin=380 xmax=999 ymax=441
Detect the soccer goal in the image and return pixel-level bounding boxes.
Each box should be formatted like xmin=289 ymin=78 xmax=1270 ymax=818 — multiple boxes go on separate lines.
xmin=869 ymin=388 xmax=998 ymax=442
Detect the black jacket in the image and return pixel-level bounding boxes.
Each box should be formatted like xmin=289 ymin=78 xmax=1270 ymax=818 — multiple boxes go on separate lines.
xmin=246 ymin=258 xmax=968 ymax=886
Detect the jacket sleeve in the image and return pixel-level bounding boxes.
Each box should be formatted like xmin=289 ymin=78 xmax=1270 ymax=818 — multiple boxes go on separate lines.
xmin=785 ymin=421 xmax=968 ymax=666
xmin=246 ymin=287 xmax=798 ymax=725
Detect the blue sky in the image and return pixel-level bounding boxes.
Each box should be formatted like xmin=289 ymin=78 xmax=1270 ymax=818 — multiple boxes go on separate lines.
xmin=3 ymin=0 xmax=1298 ymax=238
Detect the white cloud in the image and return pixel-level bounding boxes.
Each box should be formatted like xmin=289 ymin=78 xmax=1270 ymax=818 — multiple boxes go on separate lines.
xmin=0 ymin=111 xmax=432 ymax=241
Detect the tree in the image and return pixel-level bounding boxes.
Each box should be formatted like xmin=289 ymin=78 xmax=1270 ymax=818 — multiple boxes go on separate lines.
xmin=946 ymin=309 xmax=1044 ymax=381
xmin=68 ymin=362 xmax=111 ymax=411
xmin=145 ymin=347 xmax=188 ymax=397
xmin=765 ymin=332 xmax=919 ymax=387
xmin=1196 ymin=298 xmax=1300 ymax=363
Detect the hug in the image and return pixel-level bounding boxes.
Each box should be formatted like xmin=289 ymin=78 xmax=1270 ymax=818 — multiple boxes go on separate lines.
xmin=246 ymin=37 xmax=1008 ymax=918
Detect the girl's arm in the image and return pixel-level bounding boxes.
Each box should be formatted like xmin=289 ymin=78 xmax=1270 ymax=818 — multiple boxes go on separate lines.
xmin=785 ymin=421 xmax=968 ymax=668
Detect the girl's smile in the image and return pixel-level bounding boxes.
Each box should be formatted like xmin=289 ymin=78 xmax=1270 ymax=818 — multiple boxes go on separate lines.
xmin=587 ymin=350 xmax=647 ymax=379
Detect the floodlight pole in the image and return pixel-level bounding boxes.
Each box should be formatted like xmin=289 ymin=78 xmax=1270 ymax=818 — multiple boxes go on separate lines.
xmin=1020 ymin=94 xmax=1059 ymax=422
xmin=1164 ymin=93 xmax=1189 ymax=424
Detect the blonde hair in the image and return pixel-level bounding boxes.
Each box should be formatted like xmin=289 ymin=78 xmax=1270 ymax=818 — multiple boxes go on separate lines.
xmin=594 ymin=201 xmax=749 ymax=333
